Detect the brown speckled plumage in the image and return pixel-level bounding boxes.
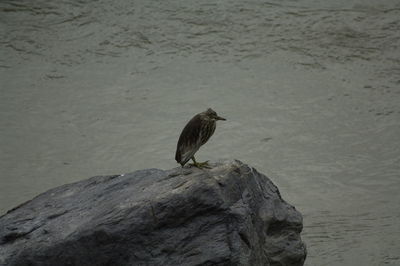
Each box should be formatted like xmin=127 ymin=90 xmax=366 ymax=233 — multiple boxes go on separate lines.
xmin=175 ymin=108 xmax=225 ymax=167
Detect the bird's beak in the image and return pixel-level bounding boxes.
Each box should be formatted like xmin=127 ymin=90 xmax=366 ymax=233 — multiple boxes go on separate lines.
xmin=216 ymin=115 xmax=226 ymax=121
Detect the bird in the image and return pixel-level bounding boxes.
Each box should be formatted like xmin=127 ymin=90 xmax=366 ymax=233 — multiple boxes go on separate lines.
xmin=175 ymin=108 xmax=226 ymax=168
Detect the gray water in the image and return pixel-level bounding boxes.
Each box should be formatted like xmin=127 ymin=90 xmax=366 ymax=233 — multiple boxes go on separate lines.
xmin=1 ymin=0 xmax=400 ymax=265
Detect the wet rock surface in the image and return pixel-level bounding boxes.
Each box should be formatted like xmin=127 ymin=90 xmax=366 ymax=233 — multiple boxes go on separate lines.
xmin=0 ymin=160 xmax=306 ymax=266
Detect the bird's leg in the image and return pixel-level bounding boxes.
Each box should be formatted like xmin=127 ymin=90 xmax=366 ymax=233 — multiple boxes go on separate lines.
xmin=189 ymin=156 xmax=211 ymax=169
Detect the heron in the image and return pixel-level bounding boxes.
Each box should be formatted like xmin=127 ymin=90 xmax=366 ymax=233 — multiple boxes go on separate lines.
xmin=175 ymin=108 xmax=226 ymax=168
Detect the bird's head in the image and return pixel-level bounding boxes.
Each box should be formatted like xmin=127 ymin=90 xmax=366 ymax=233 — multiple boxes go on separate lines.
xmin=204 ymin=108 xmax=226 ymax=121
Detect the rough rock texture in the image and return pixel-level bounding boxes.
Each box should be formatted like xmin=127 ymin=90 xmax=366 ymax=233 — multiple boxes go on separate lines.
xmin=0 ymin=160 xmax=306 ymax=266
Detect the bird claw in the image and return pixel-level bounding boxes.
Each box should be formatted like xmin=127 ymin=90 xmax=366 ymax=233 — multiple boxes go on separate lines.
xmin=189 ymin=161 xmax=211 ymax=169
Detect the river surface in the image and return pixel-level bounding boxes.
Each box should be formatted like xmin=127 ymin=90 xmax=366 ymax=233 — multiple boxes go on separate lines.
xmin=1 ymin=0 xmax=400 ymax=265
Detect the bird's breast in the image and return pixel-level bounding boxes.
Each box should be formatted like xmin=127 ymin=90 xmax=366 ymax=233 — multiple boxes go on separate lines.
xmin=199 ymin=120 xmax=216 ymax=145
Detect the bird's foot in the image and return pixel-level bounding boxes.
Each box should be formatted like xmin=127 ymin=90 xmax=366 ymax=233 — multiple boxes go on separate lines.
xmin=189 ymin=160 xmax=211 ymax=169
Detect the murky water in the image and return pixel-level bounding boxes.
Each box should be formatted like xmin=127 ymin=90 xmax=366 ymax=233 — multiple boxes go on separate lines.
xmin=1 ymin=0 xmax=399 ymax=265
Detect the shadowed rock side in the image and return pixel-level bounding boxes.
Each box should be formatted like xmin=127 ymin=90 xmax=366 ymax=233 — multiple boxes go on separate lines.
xmin=0 ymin=160 xmax=306 ymax=266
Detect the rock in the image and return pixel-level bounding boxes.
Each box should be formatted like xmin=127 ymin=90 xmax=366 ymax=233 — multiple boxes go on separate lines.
xmin=0 ymin=160 xmax=306 ymax=266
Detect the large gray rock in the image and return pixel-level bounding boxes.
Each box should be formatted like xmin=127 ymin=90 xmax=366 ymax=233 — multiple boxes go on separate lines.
xmin=0 ymin=160 xmax=306 ymax=266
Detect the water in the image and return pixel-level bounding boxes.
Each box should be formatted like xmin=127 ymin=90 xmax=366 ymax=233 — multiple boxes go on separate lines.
xmin=1 ymin=0 xmax=399 ymax=265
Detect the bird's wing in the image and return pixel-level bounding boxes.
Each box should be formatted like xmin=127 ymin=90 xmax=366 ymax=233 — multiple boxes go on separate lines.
xmin=175 ymin=115 xmax=203 ymax=165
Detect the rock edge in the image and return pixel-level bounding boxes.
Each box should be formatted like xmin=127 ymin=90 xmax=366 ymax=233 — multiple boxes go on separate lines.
xmin=0 ymin=160 xmax=306 ymax=266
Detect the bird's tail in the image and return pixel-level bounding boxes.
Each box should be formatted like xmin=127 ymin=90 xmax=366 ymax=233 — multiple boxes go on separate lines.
xmin=175 ymin=148 xmax=181 ymax=164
